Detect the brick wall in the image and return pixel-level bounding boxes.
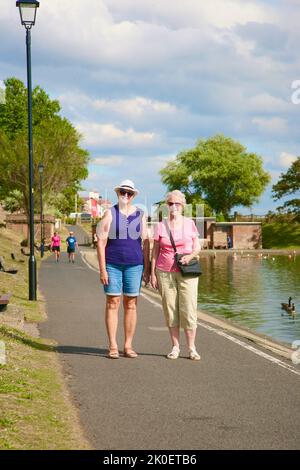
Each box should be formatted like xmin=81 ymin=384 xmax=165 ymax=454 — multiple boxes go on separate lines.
xmin=5 ymin=214 xmax=56 ymax=244
xmin=232 ymin=224 xmax=262 ymax=249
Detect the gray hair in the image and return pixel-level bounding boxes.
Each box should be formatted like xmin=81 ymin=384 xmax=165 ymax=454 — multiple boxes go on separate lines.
xmin=166 ymin=190 xmax=186 ymax=205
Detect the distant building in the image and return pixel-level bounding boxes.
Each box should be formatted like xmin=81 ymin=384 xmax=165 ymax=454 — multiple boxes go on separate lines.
xmin=211 ymin=222 xmax=262 ymax=249
xmin=82 ymin=192 xmax=112 ymax=218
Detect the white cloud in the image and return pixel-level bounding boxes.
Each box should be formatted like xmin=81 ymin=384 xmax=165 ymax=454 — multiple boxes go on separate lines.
xmin=252 ymin=117 xmax=288 ymax=134
xmin=93 ymin=96 xmax=177 ymax=116
xmin=278 ymin=152 xmax=297 ymax=167
xmin=247 ymin=94 xmax=290 ymax=114
xmin=59 ymin=92 xmax=177 ymax=118
xmin=93 ymin=156 xmax=124 ymax=166
xmin=105 ymin=0 xmax=272 ymax=28
xmin=76 ymin=122 xmax=157 ymax=147
xmin=150 ymin=154 xmax=176 ymax=168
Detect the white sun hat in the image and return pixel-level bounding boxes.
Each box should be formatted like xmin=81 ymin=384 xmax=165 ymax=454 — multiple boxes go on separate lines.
xmin=114 ymin=179 xmax=139 ymax=195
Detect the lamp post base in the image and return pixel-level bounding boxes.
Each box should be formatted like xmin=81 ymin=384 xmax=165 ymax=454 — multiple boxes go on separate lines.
xmin=28 ymin=256 xmax=37 ymax=300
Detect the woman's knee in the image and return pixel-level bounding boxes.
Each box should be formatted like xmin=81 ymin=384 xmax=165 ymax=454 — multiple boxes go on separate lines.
xmin=123 ymin=296 xmax=137 ymax=310
xmin=106 ymin=296 xmax=121 ymax=310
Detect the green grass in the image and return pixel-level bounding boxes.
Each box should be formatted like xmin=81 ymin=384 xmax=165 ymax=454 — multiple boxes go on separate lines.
xmin=0 ymin=326 xmax=91 ymax=450
xmin=262 ymin=221 xmax=300 ymax=249
xmin=0 ymin=227 xmax=91 ymax=449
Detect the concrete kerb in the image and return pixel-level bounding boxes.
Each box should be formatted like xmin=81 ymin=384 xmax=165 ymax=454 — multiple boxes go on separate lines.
xmin=80 ymin=250 xmax=295 ymax=362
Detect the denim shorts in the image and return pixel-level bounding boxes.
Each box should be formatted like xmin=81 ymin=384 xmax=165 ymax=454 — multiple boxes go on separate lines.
xmin=104 ymin=263 xmax=144 ymax=296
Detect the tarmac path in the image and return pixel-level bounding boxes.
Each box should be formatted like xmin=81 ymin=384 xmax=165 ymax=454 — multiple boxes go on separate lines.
xmin=39 ymin=225 xmax=300 ymax=450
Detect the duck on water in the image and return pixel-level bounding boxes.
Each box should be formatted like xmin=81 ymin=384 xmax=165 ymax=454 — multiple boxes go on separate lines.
xmin=281 ymin=297 xmax=296 ymax=314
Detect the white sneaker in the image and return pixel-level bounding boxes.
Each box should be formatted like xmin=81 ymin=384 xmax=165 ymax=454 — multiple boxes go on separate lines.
xmin=167 ymin=346 xmax=180 ymax=360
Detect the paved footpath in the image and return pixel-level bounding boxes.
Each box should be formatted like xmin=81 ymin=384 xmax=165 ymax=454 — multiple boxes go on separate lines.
xmin=39 ymin=225 xmax=300 ymax=450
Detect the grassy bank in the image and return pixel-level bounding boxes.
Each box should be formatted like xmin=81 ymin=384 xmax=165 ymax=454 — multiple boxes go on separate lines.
xmin=0 ymin=227 xmax=91 ymax=449
xmin=0 ymin=227 xmax=46 ymax=323
xmin=262 ymin=221 xmax=300 ymax=249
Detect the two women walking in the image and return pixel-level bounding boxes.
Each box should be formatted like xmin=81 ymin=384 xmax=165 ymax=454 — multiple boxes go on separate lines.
xmin=96 ymin=181 xmax=201 ymax=360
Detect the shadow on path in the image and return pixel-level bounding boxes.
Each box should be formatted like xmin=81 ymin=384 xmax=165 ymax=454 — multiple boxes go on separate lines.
xmin=56 ymin=345 xmax=166 ymax=359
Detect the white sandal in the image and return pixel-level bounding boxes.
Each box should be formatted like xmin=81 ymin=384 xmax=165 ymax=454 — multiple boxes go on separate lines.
xmin=167 ymin=346 xmax=180 ymax=360
xmin=189 ymin=349 xmax=201 ymax=361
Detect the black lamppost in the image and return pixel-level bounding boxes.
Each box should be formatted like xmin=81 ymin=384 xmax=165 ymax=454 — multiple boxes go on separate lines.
xmin=16 ymin=0 xmax=40 ymax=300
xmin=38 ymin=162 xmax=44 ymax=258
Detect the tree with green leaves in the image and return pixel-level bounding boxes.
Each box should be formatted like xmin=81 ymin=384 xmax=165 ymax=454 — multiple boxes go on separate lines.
xmin=160 ymin=134 xmax=270 ymax=218
xmin=0 ymin=77 xmax=89 ymax=217
xmin=272 ymin=157 xmax=300 ymax=219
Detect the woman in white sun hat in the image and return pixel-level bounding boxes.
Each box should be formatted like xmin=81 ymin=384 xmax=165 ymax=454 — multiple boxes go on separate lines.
xmin=96 ymin=180 xmax=150 ymax=359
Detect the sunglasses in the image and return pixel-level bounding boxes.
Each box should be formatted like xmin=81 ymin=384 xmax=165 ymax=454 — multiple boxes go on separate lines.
xmin=119 ymin=189 xmax=134 ymax=197
xmin=167 ymin=202 xmax=182 ymax=206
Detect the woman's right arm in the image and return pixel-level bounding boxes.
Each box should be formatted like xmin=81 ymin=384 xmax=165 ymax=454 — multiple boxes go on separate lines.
xmin=96 ymin=210 xmax=112 ymax=285
xmin=151 ymin=240 xmax=160 ymax=289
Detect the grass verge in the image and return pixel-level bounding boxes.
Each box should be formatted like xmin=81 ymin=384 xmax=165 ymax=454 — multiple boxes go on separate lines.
xmin=0 ymin=227 xmax=91 ymax=449
xmin=0 ymin=326 xmax=91 ymax=449
xmin=262 ymin=221 xmax=300 ymax=249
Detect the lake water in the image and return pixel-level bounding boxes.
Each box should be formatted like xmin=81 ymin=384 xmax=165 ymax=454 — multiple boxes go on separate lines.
xmin=197 ymin=253 xmax=300 ymax=346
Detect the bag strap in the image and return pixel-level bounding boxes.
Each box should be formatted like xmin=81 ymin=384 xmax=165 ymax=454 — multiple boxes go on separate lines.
xmin=163 ymin=220 xmax=177 ymax=253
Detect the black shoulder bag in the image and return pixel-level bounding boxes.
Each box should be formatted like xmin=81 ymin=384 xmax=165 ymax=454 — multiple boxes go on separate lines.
xmin=164 ymin=221 xmax=202 ymax=277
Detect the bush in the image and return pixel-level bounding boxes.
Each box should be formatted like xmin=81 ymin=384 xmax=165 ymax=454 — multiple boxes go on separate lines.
xmin=64 ymin=217 xmax=77 ymax=225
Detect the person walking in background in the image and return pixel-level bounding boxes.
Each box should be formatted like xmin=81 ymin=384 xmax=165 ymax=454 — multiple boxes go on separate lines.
xmin=151 ymin=190 xmax=201 ymax=360
xmin=66 ymin=231 xmax=78 ymax=263
xmin=51 ymin=231 xmax=61 ymax=263
xmin=96 ymin=179 xmax=150 ymax=359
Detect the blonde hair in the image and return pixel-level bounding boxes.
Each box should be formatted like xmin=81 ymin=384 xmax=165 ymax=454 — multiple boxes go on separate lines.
xmin=166 ymin=190 xmax=186 ymax=205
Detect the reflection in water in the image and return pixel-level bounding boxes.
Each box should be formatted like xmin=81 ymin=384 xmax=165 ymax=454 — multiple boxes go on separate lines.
xmin=198 ymin=254 xmax=300 ymax=346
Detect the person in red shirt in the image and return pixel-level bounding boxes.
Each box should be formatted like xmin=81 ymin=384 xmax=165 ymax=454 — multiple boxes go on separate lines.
xmin=51 ymin=231 xmax=61 ymax=262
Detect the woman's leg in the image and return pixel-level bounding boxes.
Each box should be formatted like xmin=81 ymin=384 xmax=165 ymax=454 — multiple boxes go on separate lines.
xmin=184 ymin=328 xmax=197 ymax=351
xmin=156 ymin=271 xmax=180 ymax=356
xmin=123 ymin=296 xmax=137 ymax=353
xmin=178 ymin=276 xmax=200 ymax=359
xmin=105 ymin=295 xmax=121 ymax=350
xmin=122 ymin=264 xmax=144 ymax=356
xmin=168 ymin=326 xmax=180 ymax=349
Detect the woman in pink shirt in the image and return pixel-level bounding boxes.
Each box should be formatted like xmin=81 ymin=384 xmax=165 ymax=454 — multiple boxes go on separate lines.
xmin=151 ymin=190 xmax=201 ymax=360
xmin=51 ymin=231 xmax=61 ymax=262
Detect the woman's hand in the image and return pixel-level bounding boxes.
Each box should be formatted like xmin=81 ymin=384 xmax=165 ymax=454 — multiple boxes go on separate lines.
xmin=150 ymin=273 xmax=158 ymax=290
xmin=143 ymin=270 xmax=150 ymax=285
xmin=179 ymin=254 xmax=194 ymax=265
xmin=100 ymin=270 xmax=109 ymax=285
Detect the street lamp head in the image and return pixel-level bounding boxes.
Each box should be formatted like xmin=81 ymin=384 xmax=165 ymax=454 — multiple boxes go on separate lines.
xmin=16 ymin=0 xmax=40 ymax=29
xmin=38 ymin=162 xmax=44 ymax=174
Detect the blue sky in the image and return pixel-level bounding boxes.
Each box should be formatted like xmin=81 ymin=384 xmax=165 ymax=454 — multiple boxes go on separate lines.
xmin=0 ymin=0 xmax=299 ymax=213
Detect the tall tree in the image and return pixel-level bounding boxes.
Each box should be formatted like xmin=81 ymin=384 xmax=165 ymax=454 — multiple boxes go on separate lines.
xmin=160 ymin=134 xmax=270 ymax=218
xmin=272 ymin=157 xmax=300 ymax=219
xmin=0 ymin=77 xmax=89 ymax=216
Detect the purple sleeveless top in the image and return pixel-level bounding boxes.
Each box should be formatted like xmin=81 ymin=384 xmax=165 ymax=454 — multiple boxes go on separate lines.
xmin=105 ymin=205 xmax=144 ymax=266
